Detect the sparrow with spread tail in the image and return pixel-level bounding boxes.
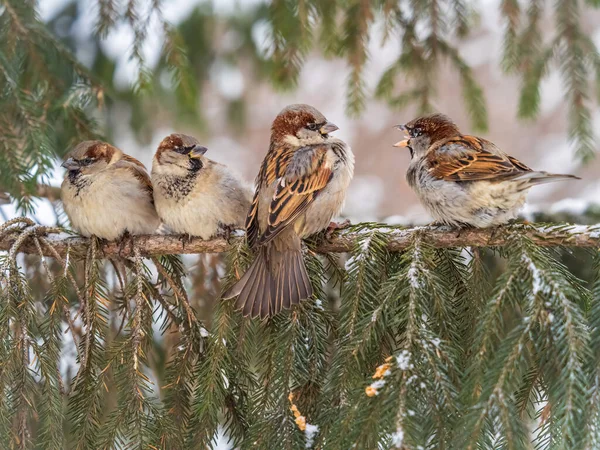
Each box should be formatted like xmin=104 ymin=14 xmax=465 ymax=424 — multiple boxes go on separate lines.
xmin=61 ymin=141 xmax=160 ymax=240
xmin=394 ymin=113 xmax=580 ymax=228
xmin=151 ymin=133 xmax=253 ymax=239
xmin=223 ymin=104 xmax=355 ymax=318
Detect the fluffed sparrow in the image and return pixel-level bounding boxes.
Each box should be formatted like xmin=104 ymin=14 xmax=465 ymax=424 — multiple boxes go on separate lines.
xmin=223 ymin=104 xmax=355 ymax=318
xmin=61 ymin=141 xmax=160 ymax=240
xmin=151 ymin=133 xmax=252 ymax=239
xmin=394 ymin=113 xmax=580 ymax=228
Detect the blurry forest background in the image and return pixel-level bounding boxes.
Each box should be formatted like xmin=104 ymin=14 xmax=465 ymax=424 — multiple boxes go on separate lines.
xmin=4 ymin=0 xmax=600 ymax=226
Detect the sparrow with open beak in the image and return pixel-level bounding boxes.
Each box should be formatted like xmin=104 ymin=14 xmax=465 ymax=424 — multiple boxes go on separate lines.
xmin=223 ymin=104 xmax=355 ymax=318
xmin=394 ymin=113 xmax=580 ymax=228
xmin=61 ymin=141 xmax=160 ymax=240
xmin=151 ymin=133 xmax=252 ymax=239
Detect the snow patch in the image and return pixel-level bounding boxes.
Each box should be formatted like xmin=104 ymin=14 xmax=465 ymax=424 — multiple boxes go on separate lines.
xmin=396 ymin=350 xmax=411 ymax=370
xmin=371 ymin=379 xmax=386 ymax=389
xmin=522 ymin=255 xmax=544 ymax=296
xmin=304 ymin=423 xmax=319 ymax=449
xmin=390 ymin=428 xmax=404 ymax=448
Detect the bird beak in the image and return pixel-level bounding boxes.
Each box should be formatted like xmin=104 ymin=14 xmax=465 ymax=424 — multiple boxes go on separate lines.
xmin=393 ymin=124 xmax=410 ymax=148
xmin=188 ymin=145 xmax=208 ymax=159
xmin=393 ymin=140 xmax=409 ymax=148
xmin=61 ymin=158 xmax=80 ymax=170
xmin=320 ymin=122 xmax=339 ymax=135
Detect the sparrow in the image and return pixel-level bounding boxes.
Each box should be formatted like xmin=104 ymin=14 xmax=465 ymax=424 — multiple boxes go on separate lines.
xmin=61 ymin=141 xmax=160 ymax=240
xmin=151 ymin=133 xmax=253 ymax=239
xmin=223 ymin=104 xmax=355 ymax=318
xmin=394 ymin=113 xmax=580 ymax=228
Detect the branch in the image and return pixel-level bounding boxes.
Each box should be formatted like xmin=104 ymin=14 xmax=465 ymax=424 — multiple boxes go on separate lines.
xmin=33 ymin=184 xmax=62 ymax=202
xmin=1 ymin=222 xmax=599 ymax=259
xmin=0 ymin=184 xmax=62 ymax=203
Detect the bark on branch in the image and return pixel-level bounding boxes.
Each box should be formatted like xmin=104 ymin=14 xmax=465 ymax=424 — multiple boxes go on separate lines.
xmin=0 ymin=184 xmax=62 ymax=204
xmin=1 ymin=222 xmax=599 ymax=259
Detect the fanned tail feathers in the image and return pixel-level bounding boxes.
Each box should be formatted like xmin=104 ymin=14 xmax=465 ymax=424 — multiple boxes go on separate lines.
xmin=222 ymin=246 xmax=312 ymax=319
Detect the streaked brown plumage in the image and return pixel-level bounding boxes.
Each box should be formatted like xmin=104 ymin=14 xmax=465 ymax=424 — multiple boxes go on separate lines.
xmin=395 ymin=113 xmax=580 ymax=227
xmin=151 ymin=133 xmax=252 ymax=239
xmin=61 ymin=140 xmax=160 ymax=240
xmin=223 ymin=104 xmax=354 ymax=318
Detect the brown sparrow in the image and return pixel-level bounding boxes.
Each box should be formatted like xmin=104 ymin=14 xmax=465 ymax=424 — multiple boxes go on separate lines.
xmin=223 ymin=104 xmax=355 ymax=318
xmin=61 ymin=141 xmax=160 ymax=240
xmin=151 ymin=133 xmax=252 ymax=239
xmin=394 ymin=113 xmax=580 ymax=228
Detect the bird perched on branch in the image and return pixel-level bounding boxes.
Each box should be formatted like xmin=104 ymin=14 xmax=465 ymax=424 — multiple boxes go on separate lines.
xmin=394 ymin=113 xmax=580 ymax=228
xmin=223 ymin=104 xmax=355 ymax=318
xmin=61 ymin=141 xmax=160 ymax=240
xmin=151 ymin=133 xmax=252 ymax=240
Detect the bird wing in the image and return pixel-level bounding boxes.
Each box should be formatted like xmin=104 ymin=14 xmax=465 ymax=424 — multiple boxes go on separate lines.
xmin=251 ymin=144 xmax=333 ymax=246
xmin=427 ymin=135 xmax=531 ymax=182
xmin=245 ymin=189 xmax=261 ymax=248
xmin=113 ymin=156 xmax=154 ymax=201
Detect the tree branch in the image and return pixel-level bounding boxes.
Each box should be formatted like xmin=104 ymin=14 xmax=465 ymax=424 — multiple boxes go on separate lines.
xmin=0 ymin=184 xmax=62 ymax=204
xmin=1 ymin=223 xmax=599 ymax=259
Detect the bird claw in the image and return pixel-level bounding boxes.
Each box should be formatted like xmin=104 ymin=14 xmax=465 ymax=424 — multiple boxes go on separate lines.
xmin=117 ymin=232 xmax=134 ymax=257
xmin=454 ymin=223 xmax=474 ymax=238
xmin=217 ymin=224 xmax=234 ymax=243
xmin=325 ymin=219 xmax=351 ymax=239
xmin=179 ymin=233 xmax=193 ymax=248
xmin=488 ymin=225 xmax=502 ymax=243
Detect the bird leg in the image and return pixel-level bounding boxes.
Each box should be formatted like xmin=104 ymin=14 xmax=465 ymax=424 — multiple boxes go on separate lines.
xmin=453 ymin=223 xmax=475 ymax=238
xmin=117 ymin=231 xmax=134 ymax=257
xmin=488 ymin=225 xmax=505 ymax=244
xmin=429 ymin=220 xmax=446 ymax=228
xmin=216 ymin=224 xmax=234 ymax=243
xmin=325 ymin=219 xmax=351 ymax=239
xmin=179 ymin=233 xmax=193 ymax=249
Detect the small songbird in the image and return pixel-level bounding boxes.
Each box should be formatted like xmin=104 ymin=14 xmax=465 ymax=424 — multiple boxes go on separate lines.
xmin=223 ymin=104 xmax=355 ymax=318
xmin=61 ymin=141 xmax=160 ymax=240
xmin=394 ymin=113 xmax=580 ymax=228
xmin=151 ymin=133 xmax=252 ymax=239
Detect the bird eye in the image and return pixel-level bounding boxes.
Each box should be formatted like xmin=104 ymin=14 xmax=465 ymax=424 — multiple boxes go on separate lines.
xmin=411 ymin=127 xmax=423 ymax=138
xmin=174 ymin=146 xmax=190 ymax=154
xmin=79 ymin=157 xmax=95 ymax=166
xmin=306 ymin=123 xmax=320 ymax=132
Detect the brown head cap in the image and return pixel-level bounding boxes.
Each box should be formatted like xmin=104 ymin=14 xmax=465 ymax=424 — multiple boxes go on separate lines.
xmin=66 ymin=140 xmax=120 ymax=163
xmin=404 ymin=113 xmax=460 ymax=143
xmin=155 ymin=133 xmax=202 ymax=160
xmin=270 ymin=104 xmax=328 ymax=143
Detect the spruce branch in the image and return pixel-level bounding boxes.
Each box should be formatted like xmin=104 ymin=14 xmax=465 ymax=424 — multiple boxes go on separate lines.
xmin=459 ymin=235 xmax=589 ymax=449
xmin=67 ymin=238 xmax=109 ymax=449
xmin=2 ymin=222 xmax=600 ymax=259
xmin=583 ymin=251 xmax=600 ymax=449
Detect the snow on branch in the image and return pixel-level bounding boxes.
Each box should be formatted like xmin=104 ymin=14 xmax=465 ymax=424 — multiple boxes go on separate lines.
xmin=1 ymin=218 xmax=599 ymax=259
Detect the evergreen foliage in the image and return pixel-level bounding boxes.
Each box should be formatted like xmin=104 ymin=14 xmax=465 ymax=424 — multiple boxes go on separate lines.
xmin=0 ymin=220 xmax=599 ymax=448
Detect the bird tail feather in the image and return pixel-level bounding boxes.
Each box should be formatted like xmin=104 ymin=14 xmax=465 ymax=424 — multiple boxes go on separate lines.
xmin=515 ymin=171 xmax=580 ymax=191
xmin=222 ymin=245 xmax=312 ymax=319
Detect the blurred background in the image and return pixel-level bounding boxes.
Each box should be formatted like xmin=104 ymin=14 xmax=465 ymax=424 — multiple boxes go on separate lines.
xmin=4 ymin=0 xmax=600 ymax=227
